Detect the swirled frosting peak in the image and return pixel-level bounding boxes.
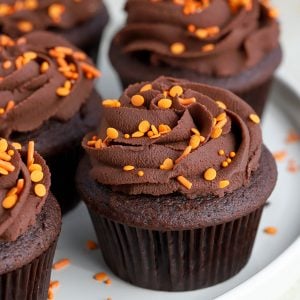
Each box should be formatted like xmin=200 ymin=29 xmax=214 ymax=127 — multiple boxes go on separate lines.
xmin=114 ymin=0 xmax=280 ymax=76
xmin=0 ymin=31 xmax=101 ymax=138
xmin=0 ymin=0 xmax=103 ymax=37
xmin=83 ymin=76 xmax=262 ymax=199
xmin=0 ymin=139 xmax=51 ymax=241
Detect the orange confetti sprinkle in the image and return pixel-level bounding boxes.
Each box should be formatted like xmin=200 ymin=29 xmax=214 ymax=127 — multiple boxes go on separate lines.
xmin=264 ymin=226 xmax=278 ymax=235
xmin=286 ymin=130 xmax=300 ymax=144
xmin=52 ymin=258 xmax=71 ymax=270
xmin=272 ymin=150 xmax=287 ymax=162
xmin=86 ymin=240 xmax=98 ymax=250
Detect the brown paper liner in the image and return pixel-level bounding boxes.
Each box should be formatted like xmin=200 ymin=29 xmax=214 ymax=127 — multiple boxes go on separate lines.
xmin=0 ymin=241 xmax=57 ymax=300
xmin=88 ymin=207 xmax=263 ymax=291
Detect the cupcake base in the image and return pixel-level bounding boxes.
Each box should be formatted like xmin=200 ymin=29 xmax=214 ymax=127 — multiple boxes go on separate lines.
xmin=89 ymin=208 xmax=262 ymax=291
xmin=59 ymin=5 xmax=109 ymax=62
xmin=12 ymin=91 xmax=101 ymax=215
xmin=77 ymin=146 xmax=277 ymax=291
xmin=109 ymin=43 xmax=282 ymax=116
xmin=0 ymin=193 xmax=61 ymax=299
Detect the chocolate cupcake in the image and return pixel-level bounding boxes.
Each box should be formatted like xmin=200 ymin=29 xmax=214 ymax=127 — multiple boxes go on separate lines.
xmin=0 ymin=31 xmax=102 ymax=214
xmin=0 ymin=0 xmax=109 ymax=61
xmin=77 ymin=76 xmax=277 ymax=291
xmin=110 ymin=0 xmax=282 ymax=116
xmin=0 ymin=138 xmax=61 ymax=300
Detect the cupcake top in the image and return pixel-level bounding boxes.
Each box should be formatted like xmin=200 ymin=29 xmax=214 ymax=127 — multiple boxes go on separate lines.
xmin=0 ymin=0 xmax=103 ymax=37
xmin=83 ymin=76 xmax=262 ymax=199
xmin=0 ymin=31 xmax=100 ymax=138
xmin=0 ymin=139 xmax=50 ymax=241
xmin=114 ymin=0 xmax=280 ymax=76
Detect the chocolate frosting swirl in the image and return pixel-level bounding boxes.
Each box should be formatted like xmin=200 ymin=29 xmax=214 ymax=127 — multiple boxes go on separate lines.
xmin=0 ymin=31 xmax=100 ymax=138
xmin=83 ymin=76 xmax=262 ymax=199
xmin=0 ymin=0 xmax=103 ymax=37
xmin=0 ymin=139 xmax=51 ymax=241
xmin=114 ymin=0 xmax=280 ymax=76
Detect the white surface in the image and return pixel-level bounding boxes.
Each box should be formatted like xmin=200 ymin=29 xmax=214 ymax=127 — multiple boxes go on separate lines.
xmin=52 ymin=1 xmax=300 ymax=299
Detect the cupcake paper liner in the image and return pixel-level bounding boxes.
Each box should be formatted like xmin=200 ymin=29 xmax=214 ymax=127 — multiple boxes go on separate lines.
xmin=89 ymin=207 xmax=263 ymax=291
xmin=0 ymin=241 xmax=57 ymax=300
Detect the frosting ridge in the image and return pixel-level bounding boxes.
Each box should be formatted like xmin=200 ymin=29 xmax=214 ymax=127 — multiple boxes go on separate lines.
xmin=0 ymin=0 xmax=103 ymax=37
xmin=0 ymin=31 xmax=100 ymax=138
xmin=83 ymin=76 xmax=262 ymax=199
xmin=0 ymin=139 xmax=51 ymax=241
xmin=114 ymin=0 xmax=280 ymax=76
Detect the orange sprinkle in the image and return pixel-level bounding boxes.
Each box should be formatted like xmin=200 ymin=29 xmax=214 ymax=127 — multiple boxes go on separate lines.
xmin=151 ymin=125 xmax=159 ymax=135
xmin=216 ymin=100 xmax=227 ymax=109
xmin=56 ymin=87 xmax=70 ymax=97
xmin=175 ymin=146 xmax=192 ymax=164
xmin=0 ymin=152 xmax=11 ymax=161
xmin=123 ymin=165 xmax=135 ymax=171
xmin=287 ymin=159 xmax=300 ymax=173
xmin=54 ymin=46 xmax=73 ymax=55
xmin=27 ymin=141 xmax=34 ymax=167
xmin=105 ymin=279 xmax=112 ymax=286
xmin=16 ymin=179 xmax=24 ymax=193
xmin=187 ymin=24 xmax=196 ymax=32
xmin=34 ymin=184 xmax=46 ymax=197
xmin=52 ymin=258 xmax=71 ymax=270
xmin=131 ymin=94 xmax=145 ymax=107
xmin=211 ymin=126 xmax=222 ymax=139
xmin=40 ymin=61 xmax=49 ymax=73
xmin=48 ymin=288 xmax=54 ymax=300
xmin=107 ymin=128 xmax=119 ymax=140
xmin=191 ymin=128 xmax=201 ymax=136
xmin=264 ymin=226 xmax=278 ymax=235
xmin=201 ymin=44 xmax=215 ymax=52
xmin=140 ymin=84 xmax=152 ymax=92
xmin=138 ymin=120 xmax=151 ymax=133
xmin=0 ymin=138 xmax=8 ymax=152
xmin=272 ymin=150 xmax=287 ymax=162
xmin=177 ymin=176 xmax=192 ymax=190
xmin=94 ymin=272 xmax=109 ymax=282
xmin=286 ymin=130 xmax=300 ymax=144
xmin=169 ymin=85 xmax=183 ymax=97
xmin=80 ymin=62 xmax=101 ymax=78
xmin=132 ymin=131 xmax=144 ymax=138
xmin=2 ymin=194 xmax=18 ymax=209
xmin=160 ymin=158 xmax=174 ymax=171
xmin=17 ymin=21 xmax=33 ymax=33
xmin=3 ymin=60 xmax=12 ymax=69
xmin=86 ymin=240 xmax=98 ymax=250
xmin=158 ymin=98 xmax=172 ymax=109
xmin=249 ymin=113 xmax=260 ymax=124
xmin=138 ymin=170 xmax=144 ymax=177
xmin=5 ymin=100 xmax=15 ymax=112
xmin=218 ymin=149 xmax=225 ymax=156
xmin=219 ymin=180 xmax=230 ymax=189
xmin=73 ymin=51 xmax=87 ymax=61
xmin=102 ymin=99 xmax=121 ymax=108
xmin=170 ymin=42 xmax=186 ymax=55
xmin=0 ymin=160 xmax=15 ymax=172
xmin=158 ymin=124 xmax=171 ymax=134
xmin=178 ymin=97 xmax=196 ymax=106
xmin=49 ymin=280 xmax=60 ymax=289
xmin=204 ymin=168 xmax=217 ymax=181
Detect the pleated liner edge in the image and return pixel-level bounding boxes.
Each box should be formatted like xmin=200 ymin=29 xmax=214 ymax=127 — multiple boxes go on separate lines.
xmin=0 ymin=241 xmax=57 ymax=300
xmin=89 ymin=207 xmax=263 ymax=291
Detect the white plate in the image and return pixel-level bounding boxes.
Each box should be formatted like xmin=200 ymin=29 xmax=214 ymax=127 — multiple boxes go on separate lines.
xmin=51 ymin=1 xmax=300 ymax=299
